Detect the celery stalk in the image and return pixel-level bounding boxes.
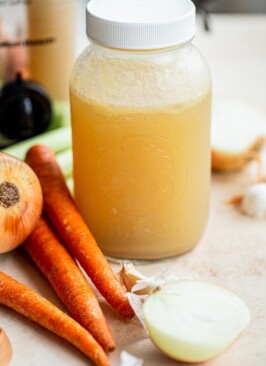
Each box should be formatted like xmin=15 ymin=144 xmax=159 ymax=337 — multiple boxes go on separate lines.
xmin=2 ymin=126 xmax=73 ymax=192
xmin=2 ymin=126 xmax=71 ymax=160
xmin=56 ymin=148 xmax=73 ymax=179
xmin=66 ymin=177 xmax=74 ymax=195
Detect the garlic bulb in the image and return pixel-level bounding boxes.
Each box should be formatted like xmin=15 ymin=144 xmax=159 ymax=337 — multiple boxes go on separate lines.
xmin=241 ymin=182 xmax=266 ymax=219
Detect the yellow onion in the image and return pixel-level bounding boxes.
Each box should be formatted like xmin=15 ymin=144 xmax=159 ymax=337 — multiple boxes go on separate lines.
xmin=0 ymin=152 xmax=43 ymax=253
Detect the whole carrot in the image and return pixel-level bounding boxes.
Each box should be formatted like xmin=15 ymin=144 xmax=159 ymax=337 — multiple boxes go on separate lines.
xmin=25 ymin=145 xmax=134 ymax=319
xmin=23 ymin=216 xmax=116 ymax=352
xmin=0 ymin=272 xmax=109 ymax=366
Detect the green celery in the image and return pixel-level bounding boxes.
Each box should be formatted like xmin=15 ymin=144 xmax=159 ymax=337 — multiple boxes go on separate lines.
xmin=56 ymin=148 xmax=73 ymax=179
xmin=2 ymin=126 xmax=72 ymax=160
xmin=66 ymin=177 xmax=74 ymax=195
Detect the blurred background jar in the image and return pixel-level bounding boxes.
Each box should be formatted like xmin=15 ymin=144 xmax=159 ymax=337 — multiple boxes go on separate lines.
xmin=0 ymin=0 xmax=88 ymax=101
xmin=27 ymin=0 xmax=76 ymax=101
xmin=0 ymin=2 xmax=28 ymax=83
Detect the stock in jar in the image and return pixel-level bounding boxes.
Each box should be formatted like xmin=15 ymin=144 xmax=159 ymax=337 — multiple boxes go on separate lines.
xmin=70 ymin=0 xmax=212 ymax=259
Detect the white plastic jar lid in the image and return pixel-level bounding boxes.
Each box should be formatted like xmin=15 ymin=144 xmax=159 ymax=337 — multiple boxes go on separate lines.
xmin=86 ymin=0 xmax=196 ymax=50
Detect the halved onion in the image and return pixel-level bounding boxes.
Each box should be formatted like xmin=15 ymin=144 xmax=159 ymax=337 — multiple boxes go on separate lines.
xmin=212 ymin=98 xmax=266 ymax=171
xmin=143 ymin=280 xmax=250 ymax=363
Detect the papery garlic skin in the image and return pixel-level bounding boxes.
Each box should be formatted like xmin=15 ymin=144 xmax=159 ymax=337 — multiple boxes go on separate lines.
xmin=119 ymin=351 xmax=143 ymax=366
xmin=241 ymin=183 xmax=266 ymax=219
xmin=126 ymin=292 xmax=148 ymax=329
xmin=118 ymin=262 xmax=180 ymax=296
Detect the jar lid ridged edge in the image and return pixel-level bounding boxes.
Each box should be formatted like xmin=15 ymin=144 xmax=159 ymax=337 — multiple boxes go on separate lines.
xmin=86 ymin=0 xmax=196 ymax=50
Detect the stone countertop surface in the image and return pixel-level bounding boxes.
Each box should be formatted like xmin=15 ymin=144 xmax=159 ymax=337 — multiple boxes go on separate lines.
xmin=0 ymin=14 xmax=266 ymax=366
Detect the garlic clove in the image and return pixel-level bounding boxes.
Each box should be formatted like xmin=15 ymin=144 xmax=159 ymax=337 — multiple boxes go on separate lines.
xmin=0 ymin=152 xmax=43 ymax=253
xmin=211 ymin=98 xmax=266 ymax=172
xmin=118 ymin=262 xmax=180 ymax=296
xmin=143 ymin=280 xmax=250 ymax=363
xmin=0 ymin=328 xmax=13 ymax=366
xmin=240 ymin=182 xmax=266 ymax=219
xmin=118 ymin=262 xmax=148 ymax=294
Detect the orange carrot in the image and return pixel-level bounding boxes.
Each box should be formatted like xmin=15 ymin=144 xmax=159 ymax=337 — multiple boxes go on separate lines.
xmin=23 ymin=216 xmax=116 ymax=352
xmin=25 ymin=145 xmax=134 ymax=319
xmin=0 ymin=271 xmax=109 ymax=366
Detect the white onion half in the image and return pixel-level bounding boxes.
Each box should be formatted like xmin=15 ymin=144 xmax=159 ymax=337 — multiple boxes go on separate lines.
xmin=143 ymin=280 xmax=250 ymax=363
xmin=211 ymin=98 xmax=266 ymax=171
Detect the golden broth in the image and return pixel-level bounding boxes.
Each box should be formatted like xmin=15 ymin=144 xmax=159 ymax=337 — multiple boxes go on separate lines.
xmin=70 ymin=89 xmax=211 ymax=259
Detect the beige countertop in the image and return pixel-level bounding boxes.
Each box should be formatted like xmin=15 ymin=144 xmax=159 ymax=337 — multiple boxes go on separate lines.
xmin=0 ymin=14 xmax=266 ymax=366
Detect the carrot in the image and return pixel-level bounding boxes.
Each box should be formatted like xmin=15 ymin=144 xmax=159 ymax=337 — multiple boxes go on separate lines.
xmin=23 ymin=216 xmax=116 ymax=352
xmin=0 ymin=271 xmax=109 ymax=366
xmin=25 ymin=145 xmax=134 ymax=319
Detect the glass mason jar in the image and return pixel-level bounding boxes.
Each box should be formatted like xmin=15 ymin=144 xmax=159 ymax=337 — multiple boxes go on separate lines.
xmin=70 ymin=0 xmax=212 ymax=259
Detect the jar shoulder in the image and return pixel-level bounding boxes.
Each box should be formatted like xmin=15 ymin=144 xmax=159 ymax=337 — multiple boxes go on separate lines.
xmin=70 ymin=43 xmax=211 ymax=107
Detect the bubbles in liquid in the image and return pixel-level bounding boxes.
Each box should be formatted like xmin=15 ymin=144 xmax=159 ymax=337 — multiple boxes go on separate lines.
xmin=71 ymin=44 xmax=211 ymax=109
